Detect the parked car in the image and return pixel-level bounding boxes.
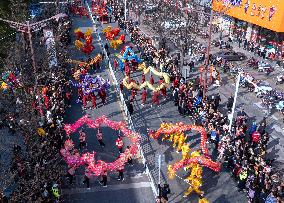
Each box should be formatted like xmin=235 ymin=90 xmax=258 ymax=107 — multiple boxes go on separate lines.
xmin=213 ymin=51 xmax=247 ymax=61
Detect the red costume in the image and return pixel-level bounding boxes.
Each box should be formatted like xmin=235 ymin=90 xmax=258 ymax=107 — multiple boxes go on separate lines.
xmin=82 ymin=94 xmax=87 ymax=108
xmin=115 ymin=137 xmax=124 ymax=153
xmin=120 ymin=82 xmax=124 ymax=92
xmin=90 ymin=93 xmax=97 ymax=108
xmin=141 ymin=89 xmax=147 ymax=104
xmin=99 ymin=89 xmax=106 ymax=105
xmin=252 ymin=131 xmax=261 ymax=143
xmin=141 ymin=73 xmax=145 ymax=83
xmin=114 ymin=59 xmax=118 ymax=71
xmin=152 ymin=91 xmax=160 ymax=105
xmin=150 ymin=75 xmax=154 ymax=85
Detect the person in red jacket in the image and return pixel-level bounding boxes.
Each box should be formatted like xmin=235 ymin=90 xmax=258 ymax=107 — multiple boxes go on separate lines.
xmin=159 ymin=78 xmax=167 ymax=100
xmin=131 ymin=88 xmax=137 ymax=102
xmin=113 ymin=59 xmax=118 ymax=71
xmin=141 ymin=73 xmax=146 ymax=83
xmin=90 ymin=93 xmax=97 ymax=109
xmin=151 ymin=91 xmax=160 ymax=107
xmin=141 ymin=88 xmax=147 ymax=106
xmin=98 ymin=89 xmax=106 ymax=105
xmin=120 ymin=82 xmax=124 ymax=93
xmin=150 ymin=75 xmax=155 ymax=85
xmin=82 ymin=94 xmax=87 ymax=109
xmin=115 ymin=136 xmax=124 ymax=153
xmin=252 ymin=131 xmax=260 ymax=147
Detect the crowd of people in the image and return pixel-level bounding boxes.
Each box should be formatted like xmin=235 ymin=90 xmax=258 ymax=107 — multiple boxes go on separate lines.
xmin=106 ymin=2 xmax=284 ymax=202
xmin=0 ymin=11 xmax=74 ymax=202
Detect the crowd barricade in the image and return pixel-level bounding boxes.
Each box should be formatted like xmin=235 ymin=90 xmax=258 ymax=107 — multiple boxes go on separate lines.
xmin=85 ymin=2 xmax=158 ymax=197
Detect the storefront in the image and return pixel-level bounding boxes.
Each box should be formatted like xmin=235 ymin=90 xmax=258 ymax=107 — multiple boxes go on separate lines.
xmin=213 ymin=0 xmax=284 ymax=58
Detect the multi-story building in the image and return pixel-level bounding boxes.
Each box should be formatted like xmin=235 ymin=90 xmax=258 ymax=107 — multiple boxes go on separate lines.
xmin=212 ymin=0 xmax=284 ymax=59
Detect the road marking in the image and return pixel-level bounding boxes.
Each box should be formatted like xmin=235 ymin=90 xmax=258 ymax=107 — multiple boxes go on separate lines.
xmin=253 ymin=102 xmax=265 ymax=109
xmin=62 ymin=181 xmax=151 ymax=194
xmin=272 ymin=125 xmax=284 ymax=133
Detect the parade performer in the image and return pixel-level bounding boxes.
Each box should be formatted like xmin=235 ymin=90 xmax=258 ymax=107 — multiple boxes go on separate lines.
xmin=79 ymin=129 xmax=87 ymax=149
xmin=141 ymin=73 xmax=146 ymax=83
xmin=150 ymin=75 xmax=155 ymax=85
xmin=90 ymin=92 xmax=97 ymax=109
xmin=151 ymin=91 xmax=160 ymax=107
xmin=114 ymin=59 xmax=118 ymax=71
xmin=98 ymin=89 xmax=107 ymax=105
xmin=181 ymin=143 xmax=191 ymax=160
xmin=177 ymin=133 xmax=186 ymax=153
xmin=115 ymin=136 xmax=124 ymax=153
xmin=141 ymin=88 xmax=147 ymax=106
xmin=173 ymin=132 xmax=181 ymax=149
xmin=82 ymin=94 xmax=87 ymax=109
xmin=96 ymin=128 xmax=105 ymax=147
xmin=183 ymin=175 xmax=203 ymax=197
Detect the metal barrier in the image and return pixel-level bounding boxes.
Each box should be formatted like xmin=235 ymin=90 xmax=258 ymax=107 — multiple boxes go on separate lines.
xmin=85 ymin=2 xmax=158 ymax=198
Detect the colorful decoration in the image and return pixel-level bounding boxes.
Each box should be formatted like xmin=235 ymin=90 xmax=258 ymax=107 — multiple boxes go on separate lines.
xmin=149 ymin=122 xmax=221 ymax=198
xmin=74 ymin=28 xmax=94 ymax=55
xmin=122 ymin=64 xmax=170 ymax=92
xmin=0 ymin=71 xmax=21 ymax=93
xmin=70 ymin=74 xmax=110 ymax=95
xmin=61 ymin=115 xmax=141 ymax=176
xmin=67 ymin=54 xmax=102 ymax=76
xmin=110 ymin=34 xmax=126 ymax=50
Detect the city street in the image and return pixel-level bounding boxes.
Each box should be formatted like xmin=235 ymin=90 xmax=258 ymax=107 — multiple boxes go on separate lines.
xmin=61 ymin=15 xmax=155 ymax=203
xmin=60 ymin=2 xmax=284 ymax=202
xmin=1 ymin=0 xmax=283 ymax=202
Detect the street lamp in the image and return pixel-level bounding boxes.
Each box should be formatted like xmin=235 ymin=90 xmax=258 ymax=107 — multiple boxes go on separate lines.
xmin=124 ymin=0 xmax=127 ymax=21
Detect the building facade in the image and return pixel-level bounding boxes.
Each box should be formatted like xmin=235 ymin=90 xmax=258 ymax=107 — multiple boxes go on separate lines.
xmin=213 ymin=0 xmax=284 ymax=59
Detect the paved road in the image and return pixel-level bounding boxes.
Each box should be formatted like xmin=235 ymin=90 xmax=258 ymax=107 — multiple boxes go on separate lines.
xmin=62 ymin=14 xmax=155 ymax=203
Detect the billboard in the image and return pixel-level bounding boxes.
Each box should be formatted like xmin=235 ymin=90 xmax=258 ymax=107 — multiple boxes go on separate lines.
xmin=213 ymin=0 xmax=284 ymax=32
xmin=43 ymin=29 xmax=58 ymax=68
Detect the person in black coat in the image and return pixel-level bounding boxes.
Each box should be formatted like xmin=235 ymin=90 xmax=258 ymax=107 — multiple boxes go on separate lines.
xmin=158 ymin=184 xmax=171 ymax=202
xmin=126 ymin=100 xmax=134 ymax=115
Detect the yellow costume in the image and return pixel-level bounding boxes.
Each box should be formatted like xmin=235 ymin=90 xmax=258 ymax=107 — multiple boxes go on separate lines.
xmin=184 ymin=175 xmax=203 ymax=197
xmin=75 ymin=40 xmax=84 ymax=50
xmin=173 ymin=133 xmax=180 ymax=149
xmin=181 ymin=144 xmax=191 ymax=160
xmin=122 ymin=64 xmax=170 ymax=92
xmin=199 ymin=198 xmax=209 ymax=203
xmin=168 ymin=165 xmax=175 ymax=179
xmin=110 ymin=39 xmax=123 ymax=50
xmin=177 ymin=134 xmax=186 ymax=152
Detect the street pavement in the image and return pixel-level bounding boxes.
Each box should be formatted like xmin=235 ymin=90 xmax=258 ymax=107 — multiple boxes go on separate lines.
xmin=61 ymin=15 xmax=155 ymax=203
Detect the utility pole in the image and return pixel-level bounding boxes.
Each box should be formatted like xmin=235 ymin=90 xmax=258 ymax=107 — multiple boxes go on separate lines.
xmin=56 ymin=0 xmax=60 ymax=14
xmin=124 ymin=0 xmax=127 ymax=21
xmin=228 ymin=72 xmax=241 ymax=133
